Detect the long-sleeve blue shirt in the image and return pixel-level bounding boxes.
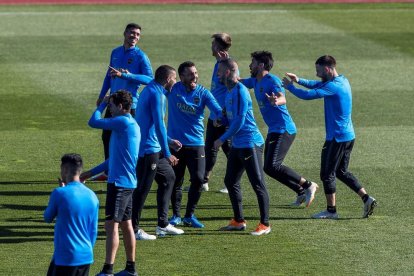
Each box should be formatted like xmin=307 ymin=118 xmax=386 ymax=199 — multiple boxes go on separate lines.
xmin=44 ymin=182 xmax=99 ymax=266
xmin=167 ymin=82 xmax=222 ymax=146
xmin=286 ymin=75 xmax=355 ymax=142
xmin=208 ymin=61 xmax=228 ymax=120
xmin=89 ymin=103 xmax=140 ymax=188
xmin=135 ymin=80 xmax=171 ymax=158
xmin=99 ymin=45 xmax=153 ymax=109
xmin=219 ymin=82 xmax=264 ymax=148
xmin=242 ymin=74 xmax=296 ymax=135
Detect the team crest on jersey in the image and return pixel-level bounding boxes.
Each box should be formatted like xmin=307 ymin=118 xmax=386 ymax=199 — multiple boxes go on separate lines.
xmin=228 ymin=99 xmax=232 ymax=105
xmin=260 ymin=87 xmax=264 ymax=93
xmin=258 ymin=101 xmax=265 ymax=108
xmin=128 ymin=58 xmax=133 ymax=64
xmin=151 ymin=163 xmax=157 ymax=170
xmin=193 ymin=97 xmax=200 ymax=105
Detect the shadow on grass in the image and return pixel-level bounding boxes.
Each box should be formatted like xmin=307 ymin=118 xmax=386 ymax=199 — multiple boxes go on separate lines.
xmin=0 ymin=225 xmax=107 ymax=243
xmin=0 ymin=181 xmax=56 ymax=185
xmin=199 ymin=204 xmax=308 ymax=210
xmin=0 ymin=191 xmax=51 ymax=196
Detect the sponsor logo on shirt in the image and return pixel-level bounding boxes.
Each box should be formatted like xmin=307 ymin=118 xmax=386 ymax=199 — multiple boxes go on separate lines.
xmin=177 ymin=103 xmax=196 ymax=114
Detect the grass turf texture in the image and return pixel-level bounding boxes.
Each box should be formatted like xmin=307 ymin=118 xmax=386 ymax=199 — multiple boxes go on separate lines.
xmin=0 ymin=3 xmax=413 ymax=275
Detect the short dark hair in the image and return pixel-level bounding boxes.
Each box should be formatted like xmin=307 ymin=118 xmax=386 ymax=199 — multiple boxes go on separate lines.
xmin=211 ymin=33 xmax=232 ymax=51
xmin=315 ymin=55 xmax=336 ymax=67
xmin=251 ymin=51 xmax=274 ymax=71
xmin=218 ymin=58 xmax=238 ymax=72
xmin=125 ymin=23 xmax=141 ymax=32
xmin=155 ymin=65 xmax=176 ymax=83
xmin=178 ymin=61 xmax=195 ymax=76
xmin=61 ymin=153 xmax=83 ymax=175
xmin=110 ymin=90 xmax=132 ymax=111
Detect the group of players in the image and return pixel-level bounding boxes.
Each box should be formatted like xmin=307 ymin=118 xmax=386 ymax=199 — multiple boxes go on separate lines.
xmin=44 ymin=23 xmax=377 ymax=276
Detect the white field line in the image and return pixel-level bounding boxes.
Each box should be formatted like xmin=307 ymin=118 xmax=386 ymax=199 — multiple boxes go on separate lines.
xmin=0 ymin=9 xmax=289 ymax=16
xmin=0 ymin=8 xmax=410 ymax=16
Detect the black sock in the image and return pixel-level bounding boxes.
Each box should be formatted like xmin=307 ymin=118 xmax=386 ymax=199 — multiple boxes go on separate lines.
xmin=327 ymin=206 xmax=337 ymax=213
xmin=362 ymin=194 xmax=369 ymax=203
xmin=102 ymin=263 xmax=113 ymax=274
xmin=126 ymin=261 xmax=135 ymax=273
xmin=301 ymin=180 xmax=312 ymax=190
xmin=262 ymin=222 xmax=270 ymax=227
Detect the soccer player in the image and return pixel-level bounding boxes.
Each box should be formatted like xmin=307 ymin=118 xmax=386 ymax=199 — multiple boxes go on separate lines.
xmin=97 ymin=23 xmax=153 ymax=166
xmin=203 ymin=33 xmax=233 ymax=193
xmin=214 ymin=59 xmax=271 ymax=236
xmin=167 ymin=61 xmax=223 ymax=229
xmin=89 ymin=90 xmax=140 ymax=276
xmin=132 ymin=65 xmax=184 ymax=240
xmin=240 ymin=51 xmax=319 ymax=207
xmin=45 ymin=154 xmax=99 ymax=276
xmin=282 ymin=55 xmax=377 ymax=219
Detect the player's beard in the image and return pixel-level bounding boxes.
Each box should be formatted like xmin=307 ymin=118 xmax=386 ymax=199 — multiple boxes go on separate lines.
xmin=250 ymin=68 xmax=258 ymax=78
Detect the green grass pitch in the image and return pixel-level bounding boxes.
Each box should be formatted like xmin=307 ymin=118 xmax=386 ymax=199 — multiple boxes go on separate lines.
xmin=0 ymin=3 xmax=413 ymax=275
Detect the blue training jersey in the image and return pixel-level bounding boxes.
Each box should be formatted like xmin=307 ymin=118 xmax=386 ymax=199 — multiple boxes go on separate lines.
xmin=89 ymin=104 xmax=140 ymax=188
xmin=135 ymin=80 xmax=171 ymax=158
xmin=287 ymin=75 xmax=355 ymax=142
xmin=219 ymin=82 xmax=264 ymax=148
xmin=44 ymin=182 xmax=99 ymax=266
xmin=167 ymin=82 xmax=222 ymax=146
xmin=209 ymin=61 xmax=228 ymax=120
xmin=242 ymin=74 xmax=296 ymax=135
xmin=99 ymin=45 xmax=153 ymax=109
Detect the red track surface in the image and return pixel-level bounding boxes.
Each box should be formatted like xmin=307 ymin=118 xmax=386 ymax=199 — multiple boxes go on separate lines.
xmin=1 ymin=0 xmax=413 ymax=4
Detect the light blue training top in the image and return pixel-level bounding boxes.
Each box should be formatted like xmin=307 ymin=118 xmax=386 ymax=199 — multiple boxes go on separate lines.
xmin=44 ymin=181 xmax=99 ymax=266
xmin=219 ymin=82 xmax=264 ymax=148
xmin=242 ymin=73 xmax=296 ymax=135
xmin=89 ymin=103 xmax=140 ymax=188
xmin=286 ymin=75 xmax=355 ymax=142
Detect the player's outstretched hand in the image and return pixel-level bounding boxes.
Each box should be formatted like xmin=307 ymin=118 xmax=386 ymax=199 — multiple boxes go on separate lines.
xmin=109 ymin=66 xmax=122 ymax=78
xmin=285 ymin=72 xmax=299 ymax=83
xmin=282 ymin=77 xmax=293 ymax=89
xmin=266 ymin=92 xmax=286 ymax=106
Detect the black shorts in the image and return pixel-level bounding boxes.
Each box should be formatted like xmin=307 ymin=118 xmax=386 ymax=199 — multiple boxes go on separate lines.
xmin=47 ymin=260 xmax=90 ymax=276
xmin=106 ymin=183 xmax=134 ymax=222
